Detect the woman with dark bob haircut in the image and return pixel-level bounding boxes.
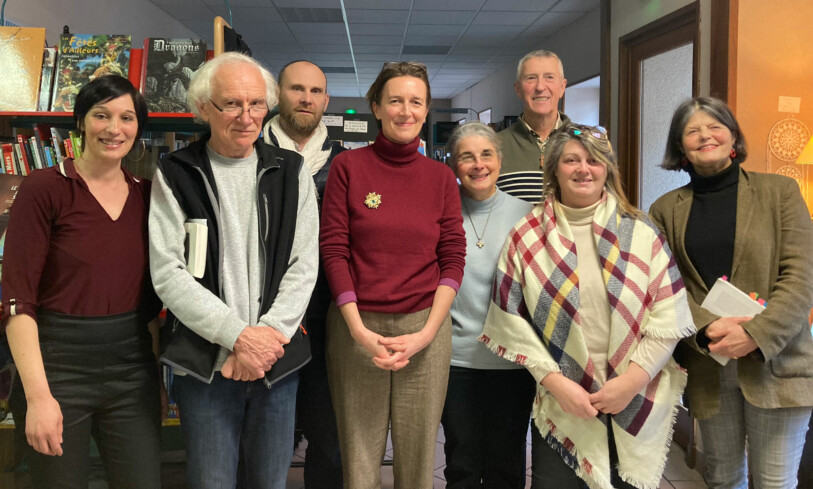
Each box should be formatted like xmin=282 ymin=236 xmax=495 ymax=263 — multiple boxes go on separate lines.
xmin=651 ymin=96 xmax=813 ymax=489
xmin=320 ymin=61 xmax=466 ymax=488
xmin=2 ymin=74 xmax=163 ymax=489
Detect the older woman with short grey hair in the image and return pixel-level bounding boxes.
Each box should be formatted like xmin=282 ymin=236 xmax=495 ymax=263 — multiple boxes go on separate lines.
xmin=440 ymin=122 xmax=535 ymax=489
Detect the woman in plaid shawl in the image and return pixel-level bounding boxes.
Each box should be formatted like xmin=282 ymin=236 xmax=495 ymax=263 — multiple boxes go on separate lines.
xmin=481 ymin=124 xmax=696 ymax=489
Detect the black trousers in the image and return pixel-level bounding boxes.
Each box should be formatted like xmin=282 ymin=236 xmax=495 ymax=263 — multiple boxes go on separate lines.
xmin=440 ymin=366 xmax=536 ymax=489
xmin=13 ymin=310 xmax=162 ymax=489
xmin=530 ymin=419 xmax=638 ymax=489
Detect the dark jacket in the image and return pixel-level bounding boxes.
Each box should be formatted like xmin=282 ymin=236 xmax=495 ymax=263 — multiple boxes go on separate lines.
xmin=157 ymin=136 xmax=311 ymax=385
xmin=263 ymin=132 xmax=346 ymax=347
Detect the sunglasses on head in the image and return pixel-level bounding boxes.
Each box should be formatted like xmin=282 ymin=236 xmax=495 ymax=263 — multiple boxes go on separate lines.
xmin=566 ymin=124 xmax=608 ymax=140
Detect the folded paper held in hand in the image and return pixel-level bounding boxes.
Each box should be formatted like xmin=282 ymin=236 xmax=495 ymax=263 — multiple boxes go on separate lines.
xmin=701 ymin=277 xmax=766 ymax=365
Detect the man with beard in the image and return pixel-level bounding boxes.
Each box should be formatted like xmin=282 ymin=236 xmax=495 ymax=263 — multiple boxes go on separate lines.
xmin=263 ymin=60 xmax=345 ymax=489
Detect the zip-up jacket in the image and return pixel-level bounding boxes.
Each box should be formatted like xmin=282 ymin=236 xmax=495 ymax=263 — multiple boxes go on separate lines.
xmin=149 ymin=136 xmax=319 ymax=384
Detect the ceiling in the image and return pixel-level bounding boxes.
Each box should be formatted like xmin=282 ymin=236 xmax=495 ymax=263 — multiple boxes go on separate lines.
xmin=148 ymin=0 xmax=600 ymax=99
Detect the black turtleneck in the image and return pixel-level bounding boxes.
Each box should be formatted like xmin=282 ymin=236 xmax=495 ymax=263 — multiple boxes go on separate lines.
xmin=685 ymin=161 xmax=740 ymax=290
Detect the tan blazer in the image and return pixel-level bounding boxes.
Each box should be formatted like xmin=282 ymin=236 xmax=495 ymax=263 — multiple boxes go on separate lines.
xmin=650 ymin=167 xmax=813 ymax=419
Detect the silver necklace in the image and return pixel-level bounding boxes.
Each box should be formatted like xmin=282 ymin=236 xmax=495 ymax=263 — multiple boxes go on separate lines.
xmin=462 ymin=197 xmax=495 ymax=249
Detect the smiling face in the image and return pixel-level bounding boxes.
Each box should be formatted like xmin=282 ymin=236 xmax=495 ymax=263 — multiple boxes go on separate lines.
xmin=454 ymin=135 xmax=501 ymax=201
xmin=556 ymin=139 xmax=607 ymax=208
xmin=278 ymin=61 xmax=329 ymax=141
xmin=681 ymin=110 xmax=736 ymax=176
xmin=79 ymin=94 xmax=138 ymax=165
xmin=514 ymin=56 xmax=567 ymax=119
xmin=200 ymin=62 xmax=267 ymax=158
xmin=371 ymin=75 xmax=429 ymax=145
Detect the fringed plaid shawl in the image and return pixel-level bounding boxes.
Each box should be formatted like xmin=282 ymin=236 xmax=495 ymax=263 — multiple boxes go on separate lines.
xmin=480 ymin=194 xmax=695 ymax=489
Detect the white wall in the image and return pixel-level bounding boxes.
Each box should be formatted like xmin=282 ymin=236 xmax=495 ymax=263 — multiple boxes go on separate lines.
xmin=608 ymin=0 xmax=713 ymax=144
xmin=327 ymin=96 xmax=451 ymax=119
xmin=5 ymin=0 xmax=199 ymax=46
xmin=451 ymin=7 xmax=601 ymax=127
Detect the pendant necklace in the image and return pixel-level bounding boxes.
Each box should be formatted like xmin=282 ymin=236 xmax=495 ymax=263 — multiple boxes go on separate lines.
xmin=462 ymin=197 xmax=495 ymax=249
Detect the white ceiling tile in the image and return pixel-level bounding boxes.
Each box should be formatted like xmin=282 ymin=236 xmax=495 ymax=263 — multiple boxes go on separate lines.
xmin=412 ymin=0 xmax=483 ymax=10
xmin=200 ymin=0 xmax=271 ymax=5
xmin=351 ymin=35 xmax=404 ymax=46
xmin=471 ymin=11 xmax=540 ymax=26
xmin=152 ymin=0 xmax=216 ymax=21
xmin=236 ymin=23 xmax=296 ymax=44
xmin=403 ymin=35 xmax=458 ymax=46
xmin=346 ymin=9 xmax=410 ymax=23
xmin=230 ymin=8 xmax=283 ymax=25
xmin=350 ymin=23 xmax=407 ymax=36
xmin=525 ymin=12 xmax=583 ymax=36
xmin=551 ymin=0 xmax=600 ymax=12
xmin=288 ymin=22 xmax=348 ymax=37
xmin=299 ymin=43 xmax=352 ymax=53
xmin=406 ymin=24 xmax=465 ymax=37
xmin=409 ymin=10 xmax=476 ymax=24
xmin=344 ymin=0 xmax=414 ymax=8
xmin=272 ymin=0 xmax=342 ymax=7
xmin=354 ymin=45 xmax=402 ymax=54
xmin=481 ymin=0 xmax=557 ymax=11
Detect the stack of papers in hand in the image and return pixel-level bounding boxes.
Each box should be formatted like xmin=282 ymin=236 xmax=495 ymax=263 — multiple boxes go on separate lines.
xmin=700 ymin=277 xmax=766 ymax=365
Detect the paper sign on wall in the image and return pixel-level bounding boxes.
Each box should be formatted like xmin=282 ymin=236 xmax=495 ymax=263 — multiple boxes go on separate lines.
xmin=778 ymin=96 xmax=801 ymax=113
xmin=323 ymin=115 xmax=343 ymax=127
xmin=344 ymin=120 xmax=368 ymax=133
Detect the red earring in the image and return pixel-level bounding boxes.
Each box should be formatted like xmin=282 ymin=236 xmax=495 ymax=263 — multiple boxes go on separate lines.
xmin=730 ymin=148 xmax=737 ymax=158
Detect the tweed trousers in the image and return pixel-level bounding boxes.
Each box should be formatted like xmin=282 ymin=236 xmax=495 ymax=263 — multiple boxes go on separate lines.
xmin=698 ymin=361 xmax=811 ymax=489
xmin=326 ymin=303 xmax=452 ymax=489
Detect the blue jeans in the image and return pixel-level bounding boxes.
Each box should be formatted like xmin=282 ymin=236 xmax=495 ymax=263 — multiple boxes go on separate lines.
xmin=698 ymin=362 xmax=812 ymax=489
xmin=174 ymin=372 xmax=299 ymax=489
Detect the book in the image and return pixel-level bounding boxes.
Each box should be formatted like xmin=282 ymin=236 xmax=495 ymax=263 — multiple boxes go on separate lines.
xmin=1 ymin=144 xmax=13 ymax=175
xmin=183 ymin=219 xmax=207 ymax=278
xmin=0 ymin=173 xmax=26 ymax=263
xmin=141 ymin=38 xmax=206 ymax=113
xmin=50 ymin=127 xmax=65 ymax=163
xmin=700 ymin=277 xmax=766 ymax=365
xmin=28 ymin=137 xmax=43 ymax=170
xmin=12 ymin=144 xmax=25 ymax=176
xmin=51 ymin=34 xmax=131 ymax=112
xmin=0 ymin=27 xmax=46 ymax=111
xmin=37 ymin=47 xmax=57 ymax=112
xmin=14 ymin=136 xmax=31 ymax=175
xmin=69 ymin=130 xmax=83 ymax=159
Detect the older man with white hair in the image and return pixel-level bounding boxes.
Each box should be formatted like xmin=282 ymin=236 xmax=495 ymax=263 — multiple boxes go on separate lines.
xmin=149 ymin=52 xmax=319 ymax=489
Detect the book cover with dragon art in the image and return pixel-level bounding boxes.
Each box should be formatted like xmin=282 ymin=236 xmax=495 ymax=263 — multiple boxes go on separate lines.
xmin=0 ymin=27 xmax=46 ymax=111
xmin=141 ymin=38 xmax=206 ymax=113
xmin=51 ymin=34 xmax=131 ymax=112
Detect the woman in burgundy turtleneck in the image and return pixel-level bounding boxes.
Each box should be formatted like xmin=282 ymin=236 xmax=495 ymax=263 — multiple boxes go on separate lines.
xmin=651 ymin=97 xmax=813 ymax=489
xmin=320 ymin=62 xmax=465 ymax=488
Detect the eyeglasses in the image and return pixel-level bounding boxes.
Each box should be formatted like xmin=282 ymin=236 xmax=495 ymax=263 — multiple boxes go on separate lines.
xmin=566 ymin=124 xmax=608 ymax=140
xmin=209 ymin=99 xmax=269 ymax=118
xmin=456 ymin=150 xmax=497 ymax=165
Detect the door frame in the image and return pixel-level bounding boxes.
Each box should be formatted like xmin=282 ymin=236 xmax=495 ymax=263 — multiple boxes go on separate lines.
xmin=617 ymin=2 xmax=699 ymax=207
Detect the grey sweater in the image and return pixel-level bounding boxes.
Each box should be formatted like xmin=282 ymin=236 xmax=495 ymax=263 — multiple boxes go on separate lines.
xmin=149 ymin=144 xmax=319 ymax=371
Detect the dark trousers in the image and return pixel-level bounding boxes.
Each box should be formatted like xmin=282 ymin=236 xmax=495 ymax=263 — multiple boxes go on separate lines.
xmin=16 ymin=310 xmax=162 ymax=489
xmin=297 ymin=318 xmax=343 ymax=489
xmin=441 ymin=366 xmax=536 ymax=489
xmin=530 ymin=421 xmax=637 ymax=489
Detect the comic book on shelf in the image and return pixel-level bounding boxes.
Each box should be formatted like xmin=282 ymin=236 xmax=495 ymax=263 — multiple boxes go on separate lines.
xmin=141 ymin=38 xmax=206 ymax=113
xmin=51 ymin=33 xmax=131 ymax=112
xmin=0 ymin=27 xmax=46 ymax=111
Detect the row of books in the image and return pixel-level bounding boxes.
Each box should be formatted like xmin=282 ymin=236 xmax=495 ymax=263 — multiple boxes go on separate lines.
xmin=0 ymin=27 xmax=207 ymax=114
xmin=1 ymin=125 xmax=83 ymax=175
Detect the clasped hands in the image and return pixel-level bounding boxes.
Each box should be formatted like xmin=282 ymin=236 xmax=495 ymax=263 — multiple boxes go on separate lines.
xmin=354 ymin=328 xmax=430 ymax=371
xmin=543 ymin=363 xmax=652 ymax=419
xmin=221 ymin=326 xmax=289 ymax=381
xmin=704 ymin=316 xmax=758 ymax=359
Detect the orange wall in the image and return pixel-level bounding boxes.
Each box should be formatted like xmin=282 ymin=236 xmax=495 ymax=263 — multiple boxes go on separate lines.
xmin=735 ymin=0 xmax=813 ymax=210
